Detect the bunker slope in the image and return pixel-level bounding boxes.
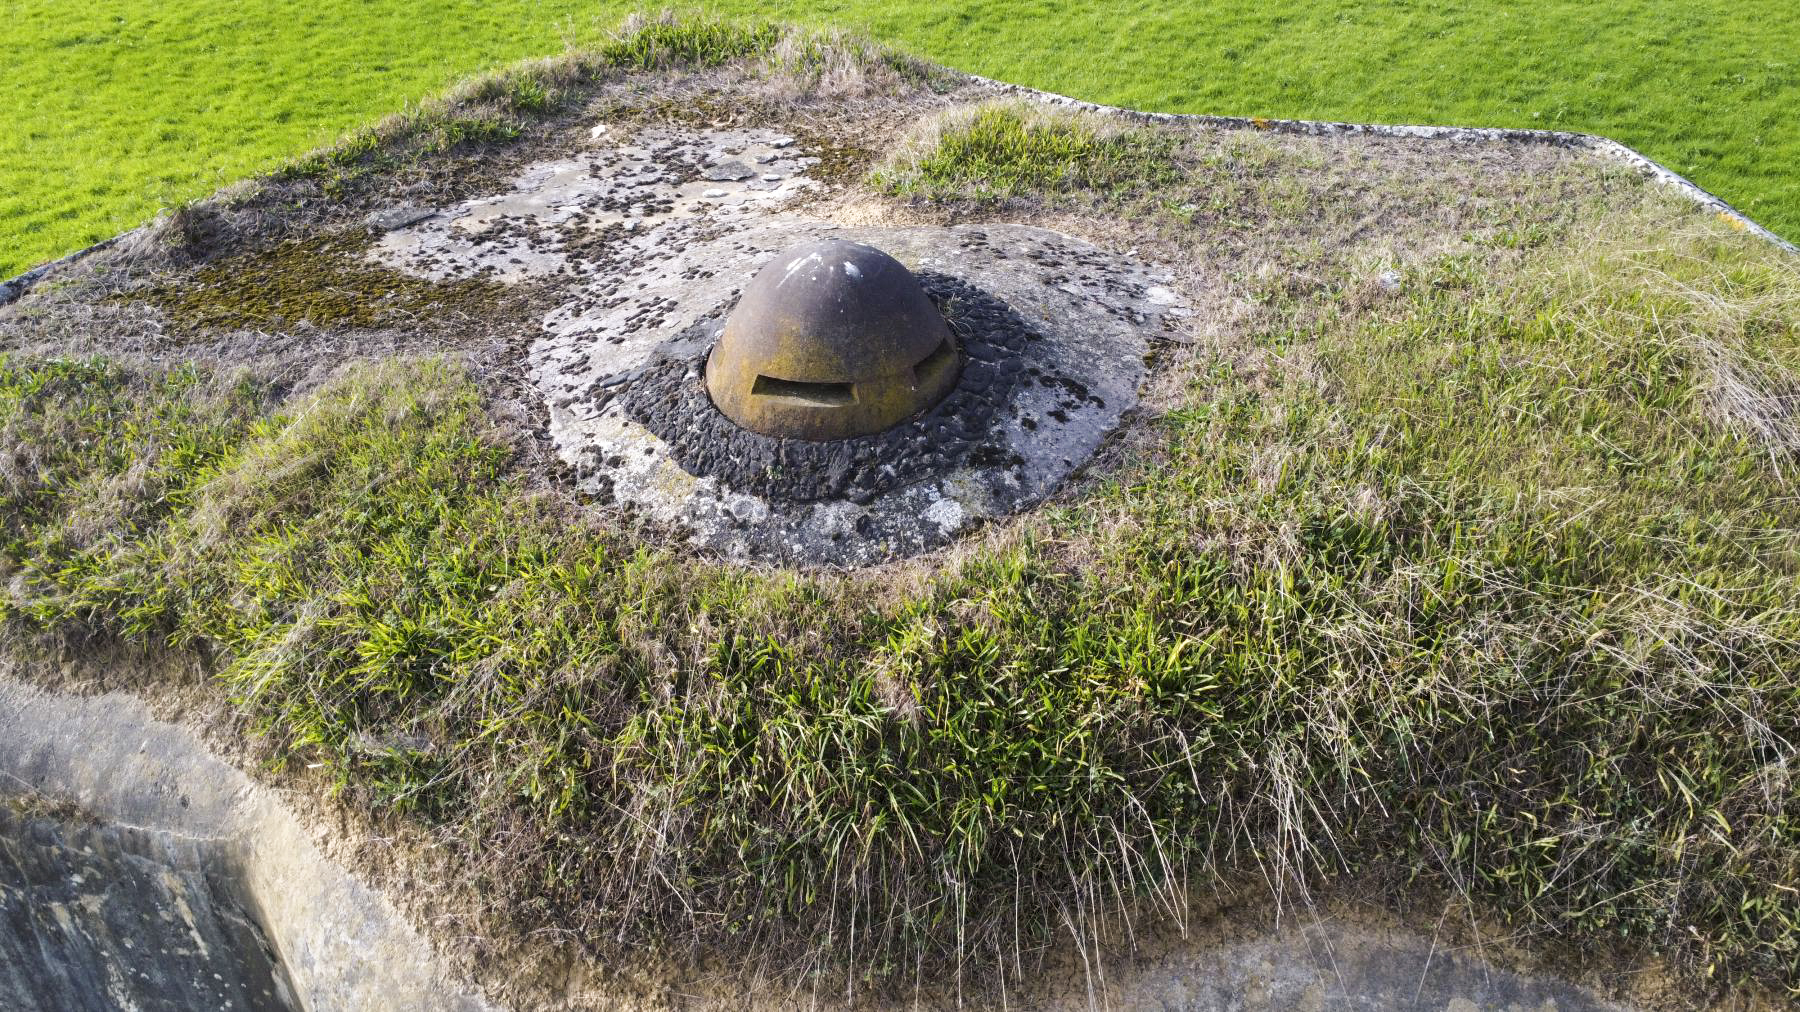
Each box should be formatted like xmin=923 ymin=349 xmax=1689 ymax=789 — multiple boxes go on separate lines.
xmin=0 ymin=26 xmax=1792 ymax=1011
xmin=0 ymin=673 xmax=1633 ymax=1011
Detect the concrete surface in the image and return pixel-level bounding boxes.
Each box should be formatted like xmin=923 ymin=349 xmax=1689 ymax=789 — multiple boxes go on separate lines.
xmin=0 ymin=674 xmax=499 ymax=1012
xmin=0 ymin=806 xmax=299 ymax=1011
xmin=371 ymin=123 xmax=1189 ymax=564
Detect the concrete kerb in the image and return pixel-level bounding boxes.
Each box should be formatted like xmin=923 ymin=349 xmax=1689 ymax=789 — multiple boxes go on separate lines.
xmin=967 ymin=73 xmax=1800 ymax=257
xmin=0 ymin=230 xmax=134 ymax=308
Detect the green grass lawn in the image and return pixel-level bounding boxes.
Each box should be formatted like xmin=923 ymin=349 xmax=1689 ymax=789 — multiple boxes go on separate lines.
xmin=4 ymin=1 xmax=1797 ymax=277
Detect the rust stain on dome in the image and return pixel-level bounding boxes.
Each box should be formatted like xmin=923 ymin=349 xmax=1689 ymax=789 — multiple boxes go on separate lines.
xmin=705 ymin=239 xmax=960 ymax=441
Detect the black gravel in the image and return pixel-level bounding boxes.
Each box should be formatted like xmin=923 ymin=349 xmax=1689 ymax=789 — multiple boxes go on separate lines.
xmin=621 ymin=272 xmax=1035 ymax=505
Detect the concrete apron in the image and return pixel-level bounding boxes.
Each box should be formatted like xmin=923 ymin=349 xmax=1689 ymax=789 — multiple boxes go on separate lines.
xmin=1 ymin=673 xmax=1634 ymax=1011
xmin=370 ymin=126 xmax=1191 ymax=566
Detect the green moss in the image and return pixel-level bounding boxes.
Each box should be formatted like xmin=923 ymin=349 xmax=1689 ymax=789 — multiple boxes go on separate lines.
xmin=132 ymin=233 xmax=503 ymax=332
xmin=792 ymin=130 xmax=875 ymax=185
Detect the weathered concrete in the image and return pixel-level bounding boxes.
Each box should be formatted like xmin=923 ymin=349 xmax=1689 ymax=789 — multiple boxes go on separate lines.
xmin=370 ymin=124 xmax=1188 ymax=565
xmin=371 ymin=126 xmax=816 ymax=283
xmin=0 ymin=807 xmax=298 ymax=1011
xmin=0 ymin=674 xmax=499 ymax=1012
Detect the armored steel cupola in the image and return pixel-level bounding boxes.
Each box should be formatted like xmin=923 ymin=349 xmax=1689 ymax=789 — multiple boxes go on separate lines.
xmin=705 ymin=239 xmax=961 ymax=441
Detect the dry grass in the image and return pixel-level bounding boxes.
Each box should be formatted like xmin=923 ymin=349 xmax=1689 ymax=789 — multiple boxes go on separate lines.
xmin=1546 ymin=226 xmax=1800 ymax=469
xmin=2 ymin=31 xmax=1798 ymax=1008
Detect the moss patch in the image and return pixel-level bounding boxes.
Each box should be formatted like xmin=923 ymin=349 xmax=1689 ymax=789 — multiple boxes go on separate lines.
xmin=131 ymin=233 xmax=504 ymax=333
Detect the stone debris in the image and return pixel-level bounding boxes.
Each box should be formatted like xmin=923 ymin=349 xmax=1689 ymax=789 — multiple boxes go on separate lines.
xmin=702 ymin=159 xmax=756 ymax=181
xmin=364 ymin=206 xmax=437 ymax=232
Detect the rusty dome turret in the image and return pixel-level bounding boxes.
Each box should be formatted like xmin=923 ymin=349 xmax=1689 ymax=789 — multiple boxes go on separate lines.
xmin=705 ymin=239 xmax=961 ymax=441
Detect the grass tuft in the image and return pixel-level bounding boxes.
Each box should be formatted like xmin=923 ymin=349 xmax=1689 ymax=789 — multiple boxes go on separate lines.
xmin=873 ymin=102 xmax=1179 ymax=202
xmin=600 ymin=10 xmax=781 ymax=71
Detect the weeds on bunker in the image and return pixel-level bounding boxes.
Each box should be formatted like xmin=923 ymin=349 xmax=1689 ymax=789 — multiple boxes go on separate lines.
xmin=268 ymin=13 xmax=912 ymax=204
xmin=5 ymin=208 xmax=1800 ymax=1003
xmin=872 ymin=101 xmax=1643 ymax=287
xmin=873 ymin=101 xmax=1180 ymax=203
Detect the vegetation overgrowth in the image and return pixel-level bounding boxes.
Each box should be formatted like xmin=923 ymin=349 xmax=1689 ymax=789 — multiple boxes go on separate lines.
xmin=5 ymin=90 xmax=1800 ymax=1000
xmin=872 ymin=103 xmax=1180 ymax=201
xmin=7 ymin=0 xmax=1800 ymax=275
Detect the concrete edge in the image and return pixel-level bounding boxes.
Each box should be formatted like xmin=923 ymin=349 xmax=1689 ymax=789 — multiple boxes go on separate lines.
xmin=0 ymin=674 xmax=500 ymax=1012
xmin=965 ymin=74 xmax=1800 ymax=257
xmin=0 ymin=230 xmax=139 ymax=308
xmin=2 ymin=77 xmax=1791 ymax=309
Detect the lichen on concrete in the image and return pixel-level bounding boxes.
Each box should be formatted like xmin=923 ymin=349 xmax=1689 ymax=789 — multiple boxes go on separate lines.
xmin=372 ymin=126 xmax=817 ymax=283
xmin=370 ymin=122 xmax=1190 ymax=565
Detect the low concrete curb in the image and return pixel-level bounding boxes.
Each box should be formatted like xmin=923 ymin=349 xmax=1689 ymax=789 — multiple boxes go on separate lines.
xmin=0 ymin=230 xmax=136 ymax=308
xmin=969 ymin=74 xmax=1800 ymax=257
xmin=0 ymin=675 xmax=499 ymax=1012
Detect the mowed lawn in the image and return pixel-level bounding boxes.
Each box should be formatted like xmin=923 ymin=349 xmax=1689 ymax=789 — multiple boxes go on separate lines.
xmin=5 ymin=0 xmax=1797 ymax=276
